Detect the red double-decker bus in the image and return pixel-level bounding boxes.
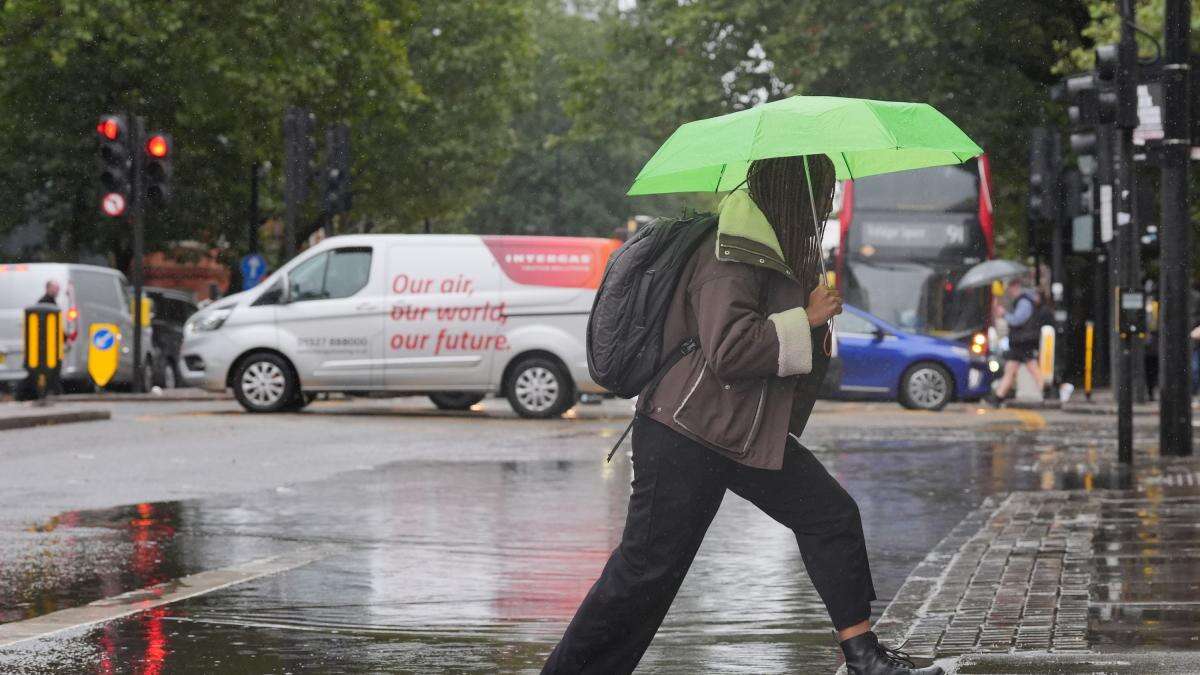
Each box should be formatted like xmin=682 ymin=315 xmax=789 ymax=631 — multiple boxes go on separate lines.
xmin=833 ymin=155 xmax=995 ymax=341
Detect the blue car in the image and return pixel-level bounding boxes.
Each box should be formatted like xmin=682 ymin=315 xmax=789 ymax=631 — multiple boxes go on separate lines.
xmin=829 ymin=305 xmax=992 ymax=410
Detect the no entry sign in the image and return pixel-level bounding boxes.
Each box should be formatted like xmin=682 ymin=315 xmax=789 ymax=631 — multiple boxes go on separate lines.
xmin=101 ymin=192 xmax=126 ymax=217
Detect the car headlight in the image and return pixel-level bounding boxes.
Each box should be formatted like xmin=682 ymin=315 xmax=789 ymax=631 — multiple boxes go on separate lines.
xmin=186 ymin=308 xmax=232 ymax=334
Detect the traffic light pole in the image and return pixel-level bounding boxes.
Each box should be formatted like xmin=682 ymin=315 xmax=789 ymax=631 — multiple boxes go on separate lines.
xmin=282 ymin=110 xmax=298 ymax=263
xmin=249 ymin=161 xmax=260 ymax=254
xmin=1159 ymin=0 xmax=1193 ymax=456
xmin=131 ymin=115 xmax=146 ymax=394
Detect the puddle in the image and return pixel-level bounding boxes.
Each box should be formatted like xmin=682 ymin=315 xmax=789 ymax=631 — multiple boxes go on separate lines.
xmin=2 ymin=431 xmax=1194 ymax=671
xmin=0 ymin=502 xmax=192 ymax=624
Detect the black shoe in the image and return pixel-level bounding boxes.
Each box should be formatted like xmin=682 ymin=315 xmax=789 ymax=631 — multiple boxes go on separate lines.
xmin=983 ymin=391 xmax=1003 ymax=408
xmin=840 ymin=632 xmax=943 ymax=675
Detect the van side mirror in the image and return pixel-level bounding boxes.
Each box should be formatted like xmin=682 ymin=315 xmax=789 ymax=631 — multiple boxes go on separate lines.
xmin=872 ymin=326 xmax=887 ymax=342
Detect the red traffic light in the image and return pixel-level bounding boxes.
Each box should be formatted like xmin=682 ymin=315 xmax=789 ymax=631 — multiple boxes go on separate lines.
xmin=146 ymin=134 xmax=170 ymax=158
xmin=97 ymin=116 xmax=122 ymax=141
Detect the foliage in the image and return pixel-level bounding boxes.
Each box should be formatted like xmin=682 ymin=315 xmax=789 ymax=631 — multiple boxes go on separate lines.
xmin=563 ymin=0 xmax=1092 ymax=257
xmin=1055 ymin=0 xmax=1200 ymax=73
xmin=1053 ymin=0 xmax=1200 ymax=280
xmin=5 ymin=0 xmax=1187 ymax=271
xmin=0 ymin=0 xmax=532 ymax=265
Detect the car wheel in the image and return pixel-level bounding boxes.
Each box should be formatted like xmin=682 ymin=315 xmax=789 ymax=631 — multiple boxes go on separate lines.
xmin=429 ymin=392 xmax=486 ymax=411
xmin=505 ymin=356 xmax=574 ymax=419
xmin=233 ymin=353 xmax=298 ymax=413
xmin=899 ymin=362 xmax=952 ymax=411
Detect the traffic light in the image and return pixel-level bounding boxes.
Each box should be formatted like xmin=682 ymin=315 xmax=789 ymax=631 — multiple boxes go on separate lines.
xmin=96 ymin=114 xmax=131 ymax=217
xmin=143 ymin=132 xmax=173 ymax=205
xmin=1094 ymin=43 xmax=1138 ymax=129
xmin=323 ymin=123 xmax=351 ymax=214
xmin=1066 ymin=74 xmax=1102 ymax=126
xmin=1028 ymin=127 xmax=1057 ymax=223
xmin=284 ymin=107 xmax=316 ymax=202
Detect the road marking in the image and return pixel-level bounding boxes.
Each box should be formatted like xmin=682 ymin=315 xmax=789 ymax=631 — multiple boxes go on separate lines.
xmin=0 ymin=545 xmax=332 ymax=649
xmin=1007 ymin=408 xmax=1047 ymax=430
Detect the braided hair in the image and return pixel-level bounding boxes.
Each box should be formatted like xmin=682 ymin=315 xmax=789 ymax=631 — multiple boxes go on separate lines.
xmin=746 ymin=154 xmax=837 ymax=291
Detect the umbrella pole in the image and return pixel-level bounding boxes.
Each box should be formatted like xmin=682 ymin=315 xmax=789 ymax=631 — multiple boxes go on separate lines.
xmin=802 ymin=155 xmax=835 ymax=356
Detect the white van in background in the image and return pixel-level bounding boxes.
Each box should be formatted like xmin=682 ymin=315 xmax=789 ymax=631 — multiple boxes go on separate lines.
xmin=0 ymin=263 xmax=155 ymax=394
xmin=180 ymin=234 xmax=620 ymax=417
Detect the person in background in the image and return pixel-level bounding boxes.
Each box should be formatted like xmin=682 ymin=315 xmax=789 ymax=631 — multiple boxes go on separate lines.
xmin=37 ymin=280 xmax=60 ymax=306
xmin=986 ymin=277 xmax=1044 ymax=406
xmin=1190 ymin=285 xmax=1200 ymax=403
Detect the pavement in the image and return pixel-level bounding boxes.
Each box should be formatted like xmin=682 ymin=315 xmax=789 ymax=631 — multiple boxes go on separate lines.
xmin=0 ymin=402 xmax=110 ymax=430
xmin=861 ymin=446 xmax=1200 ymax=674
xmin=0 ymin=393 xmax=1193 ymax=672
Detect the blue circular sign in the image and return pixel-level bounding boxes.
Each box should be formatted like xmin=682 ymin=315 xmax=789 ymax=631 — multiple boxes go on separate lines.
xmin=92 ymin=328 xmax=115 ymax=350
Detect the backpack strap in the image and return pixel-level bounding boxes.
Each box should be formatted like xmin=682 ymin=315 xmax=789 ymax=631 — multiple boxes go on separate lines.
xmin=605 ymin=336 xmax=699 ymax=462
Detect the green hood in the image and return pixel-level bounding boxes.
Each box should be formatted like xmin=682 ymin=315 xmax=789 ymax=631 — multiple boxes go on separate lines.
xmin=715 ymin=189 xmax=791 ymax=276
xmin=717 ymin=189 xmax=784 ymax=259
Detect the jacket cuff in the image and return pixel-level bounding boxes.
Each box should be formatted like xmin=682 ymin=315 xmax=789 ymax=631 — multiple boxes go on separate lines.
xmin=768 ymin=307 xmax=812 ymax=376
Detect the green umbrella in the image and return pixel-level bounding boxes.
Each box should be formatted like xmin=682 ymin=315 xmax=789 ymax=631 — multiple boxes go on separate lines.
xmin=627 ymin=95 xmax=983 ymax=196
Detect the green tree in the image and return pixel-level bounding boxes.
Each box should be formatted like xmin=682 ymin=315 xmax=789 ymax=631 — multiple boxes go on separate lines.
xmin=0 ymin=1 xmax=533 ymax=265
xmin=562 ymin=1 xmax=1092 ymax=255
xmin=459 ymin=0 xmax=687 ymax=237
xmin=382 ymin=0 xmax=534 ymax=233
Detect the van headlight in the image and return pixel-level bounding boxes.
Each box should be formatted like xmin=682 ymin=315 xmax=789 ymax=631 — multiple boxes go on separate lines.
xmin=186 ymin=308 xmax=232 ymax=334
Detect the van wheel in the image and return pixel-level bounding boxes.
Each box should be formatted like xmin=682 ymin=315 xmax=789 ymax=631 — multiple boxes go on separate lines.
xmin=899 ymin=362 xmax=952 ymax=411
xmin=429 ymin=392 xmax=485 ymax=411
xmin=505 ymin=356 xmax=574 ymax=419
xmin=233 ymin=353 xmax=297 ymax=413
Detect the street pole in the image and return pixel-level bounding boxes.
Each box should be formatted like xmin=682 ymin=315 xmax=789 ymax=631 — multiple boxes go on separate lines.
xmin=1112 ymin=0 xmax=1141 ymax=462
xmin=1097 ymin=123 xmax=1119 ymax=390
xmin=131 ymin=115 xmax=146 ymax=394
xmin=1159 ymin=0 xmax=1193 ymax=456
xmin=249 ymin=161 xmax=260 ymax=254
xmin=282 ymin=109 xmax=298 ymax=264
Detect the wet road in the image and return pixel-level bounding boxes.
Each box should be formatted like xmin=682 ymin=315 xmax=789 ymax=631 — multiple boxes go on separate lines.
xmin=0 ymin=397 xmax=1154 ymax=672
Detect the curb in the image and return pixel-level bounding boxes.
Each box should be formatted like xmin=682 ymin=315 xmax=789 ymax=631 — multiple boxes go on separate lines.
xmin=0 ymin=409 xmax=111 ymax=431
xmin=53 ymin=392 xmax=231 ymax=403
xmin=1002 ymin=400 xmax=1159 ymax=416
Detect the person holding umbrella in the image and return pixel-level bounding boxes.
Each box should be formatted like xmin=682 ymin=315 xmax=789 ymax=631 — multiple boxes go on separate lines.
xmin=544 ymin=96 xmax=978 ymax=675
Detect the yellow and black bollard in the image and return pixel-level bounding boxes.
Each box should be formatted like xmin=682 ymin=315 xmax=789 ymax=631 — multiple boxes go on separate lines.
xmin=23 ymin=303 xmax=63 ymax=403
xmin=1083 ymin=321 xmax=1094 ymax=401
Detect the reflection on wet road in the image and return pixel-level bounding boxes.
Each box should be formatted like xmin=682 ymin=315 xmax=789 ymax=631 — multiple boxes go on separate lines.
xmin=0 ymin=401 xmax=1179 ymax=672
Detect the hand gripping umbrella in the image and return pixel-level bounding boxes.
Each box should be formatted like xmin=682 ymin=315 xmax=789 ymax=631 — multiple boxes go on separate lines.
xmin=627 ymin=95 xmax=984 ymax=354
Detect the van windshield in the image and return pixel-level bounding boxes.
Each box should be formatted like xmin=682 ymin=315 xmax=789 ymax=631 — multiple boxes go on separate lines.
xmin=0 ymin=269 xmax=58 ymax=309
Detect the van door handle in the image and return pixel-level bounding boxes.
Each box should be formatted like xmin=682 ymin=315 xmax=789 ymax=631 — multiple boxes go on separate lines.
xmin=355 ymin=302 xmax=378 ymax=312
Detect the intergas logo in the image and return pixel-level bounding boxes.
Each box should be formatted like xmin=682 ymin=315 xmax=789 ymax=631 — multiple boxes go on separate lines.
xmin=482 ymin=236 xmax=618 ymax=289
xmin=503 ymin=252 xmax=593 ymax=266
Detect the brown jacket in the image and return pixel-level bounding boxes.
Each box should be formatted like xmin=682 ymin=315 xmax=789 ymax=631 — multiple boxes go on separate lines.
xmin=639 ymin=190 xmax=830 ymax=470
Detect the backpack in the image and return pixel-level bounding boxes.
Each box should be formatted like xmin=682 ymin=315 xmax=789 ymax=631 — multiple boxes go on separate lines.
xmin=586 ymin=213 xmax=717 ymax=399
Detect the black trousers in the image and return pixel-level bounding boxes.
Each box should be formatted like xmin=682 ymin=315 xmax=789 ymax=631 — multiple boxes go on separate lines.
xmin=542 ymin=416 xmax=876 ymax=674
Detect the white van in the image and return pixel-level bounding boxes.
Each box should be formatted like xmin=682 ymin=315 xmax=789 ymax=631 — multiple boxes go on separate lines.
xmin=0 ymin=263 xmax=155 ymax=394
xmin=180 ymin=234 xmax=620 ymax=417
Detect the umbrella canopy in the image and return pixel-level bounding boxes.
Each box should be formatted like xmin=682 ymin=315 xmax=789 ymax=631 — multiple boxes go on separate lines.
xmin=957 ymin=259 xmax=1029 ymax=290
xmin=627 ymin=96 xmax=983 ymax=196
